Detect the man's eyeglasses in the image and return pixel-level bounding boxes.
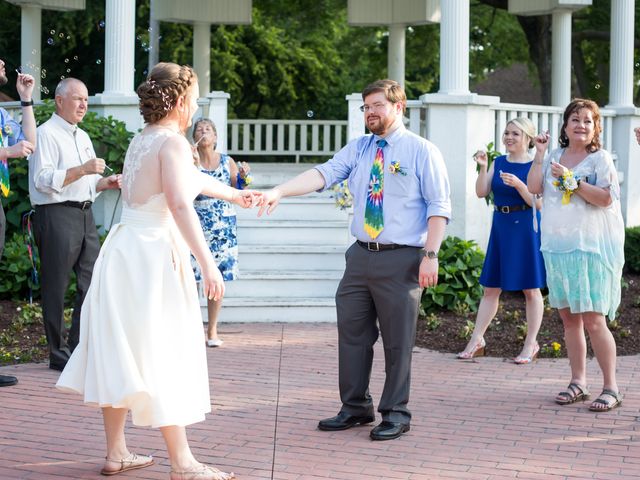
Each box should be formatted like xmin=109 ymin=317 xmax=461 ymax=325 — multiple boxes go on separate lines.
xmin=359 ymin=102 xmax=389 ymax=113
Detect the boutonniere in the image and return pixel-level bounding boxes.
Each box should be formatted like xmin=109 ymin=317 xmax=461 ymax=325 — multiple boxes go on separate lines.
xmin=3 ymin=124 xmax=12 ymax=137
xmin=389 ymin=160 xmax=407 ymax=176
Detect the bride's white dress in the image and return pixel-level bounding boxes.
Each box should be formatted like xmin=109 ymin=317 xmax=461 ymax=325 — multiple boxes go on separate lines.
xmin=56 ymin=128 xmax=210 ymax=428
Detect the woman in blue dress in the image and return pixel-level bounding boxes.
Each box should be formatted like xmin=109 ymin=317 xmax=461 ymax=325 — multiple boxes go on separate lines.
xmin=191 ymin=118 xmax=250 ymax=347
xmin=457 ymin=117 xmax=546 ymax=363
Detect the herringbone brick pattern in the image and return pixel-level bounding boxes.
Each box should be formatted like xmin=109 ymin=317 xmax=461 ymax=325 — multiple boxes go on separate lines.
xmin=1 ymin=322 xmax=639 ymax=479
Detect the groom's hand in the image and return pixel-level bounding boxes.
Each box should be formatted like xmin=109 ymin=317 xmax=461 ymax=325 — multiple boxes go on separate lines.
xmin=257 ymin=188 xmax=282 ymax=217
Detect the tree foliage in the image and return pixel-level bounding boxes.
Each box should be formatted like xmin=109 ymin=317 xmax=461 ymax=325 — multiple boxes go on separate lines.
xmin=1 ymin=0 xmax=638 ymax=117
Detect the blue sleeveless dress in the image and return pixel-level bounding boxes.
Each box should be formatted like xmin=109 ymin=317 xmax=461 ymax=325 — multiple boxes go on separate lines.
xmin=479 ymin=155 xmax=546 ymax=290
xmin=191 ymin=154 xmax=239 ymax=282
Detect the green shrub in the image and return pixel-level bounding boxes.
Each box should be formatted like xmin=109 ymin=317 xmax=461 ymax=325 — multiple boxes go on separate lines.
xmin=0 ymin=232 xmax=39 ymax=300
xmin=421 ymin=236 xmax=485 ymax=314
xmin=625 ymin=226 xmax=640 ymax=273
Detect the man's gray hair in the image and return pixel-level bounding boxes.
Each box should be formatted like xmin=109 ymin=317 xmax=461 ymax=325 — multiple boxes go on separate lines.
xmin=54 ymin=77 xmax=84 ymax=97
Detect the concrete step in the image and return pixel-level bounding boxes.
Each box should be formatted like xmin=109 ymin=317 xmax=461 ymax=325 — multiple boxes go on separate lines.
xmin=237 ymin=244 xmax=347 ymax=271
xmin=237 ymin=220 xmax=350 ymax=245
xmin=206 ymin=297 xmax=337 ymax=323
xmin=225 ymin=270 xmax=341 ymax=298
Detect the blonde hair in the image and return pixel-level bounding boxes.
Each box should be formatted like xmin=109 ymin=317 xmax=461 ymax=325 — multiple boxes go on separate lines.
xmin=506 ymin=117 xmax=536 ymax=149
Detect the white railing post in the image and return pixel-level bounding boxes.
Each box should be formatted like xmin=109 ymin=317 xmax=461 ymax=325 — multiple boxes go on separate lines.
xmin=206 ymin=91 xmax=230 ymax=153
xmin=346 ymin=93 xmax=364 ymax=141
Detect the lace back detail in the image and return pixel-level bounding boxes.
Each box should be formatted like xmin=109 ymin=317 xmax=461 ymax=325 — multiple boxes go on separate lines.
xmin=122 ymin=130 xmax=173 ymax=208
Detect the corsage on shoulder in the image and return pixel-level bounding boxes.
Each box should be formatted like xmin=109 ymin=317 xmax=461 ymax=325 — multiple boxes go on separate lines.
xmin=553 ymin=170 xmax=580 ymax=205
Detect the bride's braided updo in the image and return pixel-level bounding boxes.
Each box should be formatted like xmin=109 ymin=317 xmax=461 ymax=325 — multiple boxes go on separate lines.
xmin=137 ymin=62 xmax=198 ymax=124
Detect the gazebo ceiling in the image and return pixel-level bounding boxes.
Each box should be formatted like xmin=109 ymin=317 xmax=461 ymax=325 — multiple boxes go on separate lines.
xmin=152 ymin=0 xmax=251 ymax=25
xmin=508 ymin=0 xmax=592 ymax=15
xmin=348 ymin=0 xmax=440 ymax=26
xmin=6 ymin=0 xmax=85 ymax=11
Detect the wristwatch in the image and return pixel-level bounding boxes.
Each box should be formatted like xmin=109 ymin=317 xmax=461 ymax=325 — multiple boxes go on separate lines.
xmin=423 ymin=250 xmax=438 ymax=259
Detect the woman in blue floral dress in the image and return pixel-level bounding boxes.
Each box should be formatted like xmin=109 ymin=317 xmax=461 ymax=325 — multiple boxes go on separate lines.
xmin=191 ymin=119 xmax=250 ymax=347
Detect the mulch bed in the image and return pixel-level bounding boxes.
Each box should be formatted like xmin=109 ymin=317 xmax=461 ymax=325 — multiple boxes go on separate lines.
xmin=416 ymin=272 xmax=640 ymax=358
xmin=1 ymin=273 xmax=639 ymax=366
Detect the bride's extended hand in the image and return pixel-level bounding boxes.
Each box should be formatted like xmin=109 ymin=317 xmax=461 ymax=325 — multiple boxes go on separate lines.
xmin=231 ymin=189 xmax=263 ymax=208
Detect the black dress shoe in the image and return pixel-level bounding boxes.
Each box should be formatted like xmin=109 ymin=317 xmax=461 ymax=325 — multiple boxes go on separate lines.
xmin=0 ymin=375 xmax=18 ymax=387
xmin=370 ymin=421 xmax=410 ymax=441
xmin=318 ymin=411 xmax=375 ymax=431
xmin=49 ymin=363 xmax=66 ymax=372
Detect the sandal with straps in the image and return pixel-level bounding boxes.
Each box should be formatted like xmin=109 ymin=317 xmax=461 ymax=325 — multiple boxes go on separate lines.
xmin=555 ymin=383 xmax=590 ymax=405
xmin=100 ymin=452 xmax=154 ymax=476
xmin=170 ymin=464 xmax=235 ymax=480
xmin=589 ymin=389 xmax=623 ymax=412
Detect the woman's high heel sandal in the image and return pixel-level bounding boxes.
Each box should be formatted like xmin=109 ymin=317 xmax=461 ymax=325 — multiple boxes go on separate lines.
xmin=513 ymin=342 xmax=540 ymax=365
xmin=456 ymin=338 xmax=486 ymax=359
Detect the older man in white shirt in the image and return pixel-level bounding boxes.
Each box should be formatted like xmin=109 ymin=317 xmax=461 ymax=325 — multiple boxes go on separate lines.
xmin=29 ymin=78 xmax=121 ymax=371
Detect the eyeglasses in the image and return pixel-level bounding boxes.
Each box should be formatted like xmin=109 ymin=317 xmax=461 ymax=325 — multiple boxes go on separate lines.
xmin=359 ymin=102 xmax=389 ymax=113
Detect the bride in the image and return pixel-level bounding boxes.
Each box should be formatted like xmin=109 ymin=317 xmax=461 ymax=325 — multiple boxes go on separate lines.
xmin=57 ymin=63 xmax=259 ymax=480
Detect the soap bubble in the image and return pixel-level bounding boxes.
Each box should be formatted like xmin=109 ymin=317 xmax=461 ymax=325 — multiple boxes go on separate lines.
xmin=99 ymin=20 xmax=105 ymax=28
xmin=64 ymin=58 xmax=69 ymax=63
xmin=66 ymin=68 xmax=71 ymax=73
xmin=58 ymin=32 xmax=64 ymax=38
xmin=96 ymin=59 xmax=102 ymax=65
xmin=60 ymin=75 xmax=65 ymax=79
xmin=73 ymin=55 xmax=78 ymax=61
xmin=50 ymin=29 xmax=55 ymax=35
xmin=31 ymin=49 xmax=37 ymax=55
xmin=47 ymin=38 xmax=54 ymax=45
xmin=306 ymin=110 xmax=314 ymax=118
xmin=595 ymin=84 xmax=601 ymax=90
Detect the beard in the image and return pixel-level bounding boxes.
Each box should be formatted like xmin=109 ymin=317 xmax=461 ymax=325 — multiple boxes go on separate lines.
xmin=366 ymin=116 xmax=393 ymax=136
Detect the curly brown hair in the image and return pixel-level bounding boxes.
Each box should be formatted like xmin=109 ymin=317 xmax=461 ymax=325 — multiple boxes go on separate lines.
xmin=137 ymin=62 xmax=198 ymax=124
xmin=559 ymin=98 xmax=602 ymax=153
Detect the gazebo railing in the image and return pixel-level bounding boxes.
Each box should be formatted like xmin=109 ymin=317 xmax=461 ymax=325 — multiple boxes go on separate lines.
xmin=227 ymin=119 xmax=348 ymax=162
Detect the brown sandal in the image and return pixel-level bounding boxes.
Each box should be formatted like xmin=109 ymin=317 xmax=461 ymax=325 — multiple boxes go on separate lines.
xmin=100 ymin=452 xmax=154 ymax=476
xmin=555 ymin=383 xmax=590 ymax=405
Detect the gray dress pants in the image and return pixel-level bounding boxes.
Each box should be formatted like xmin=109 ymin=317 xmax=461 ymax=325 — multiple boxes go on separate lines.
xmin=34 ymin=203 xmax=100 ymax=368
xmin=336 ymin=242 xmax=423 ymax=425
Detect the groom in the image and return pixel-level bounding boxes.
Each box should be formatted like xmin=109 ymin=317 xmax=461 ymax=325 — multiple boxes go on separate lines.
xmin=259 ymin=79 xmax=451 ymax=440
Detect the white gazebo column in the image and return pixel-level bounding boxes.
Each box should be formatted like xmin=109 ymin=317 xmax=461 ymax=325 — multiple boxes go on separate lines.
xmin=346 ymin=93 xmax=365 ymax=141
xmin=193 ymin=22 xmax=211 ymax=98
xmin=606 ymin=0 xmax=640 ymax=227
xmin=148 ymin=0 xmax=160 ymax=73
xmin=551 ymin=9 xmax=572 ymax=107
xmin=387 ymin=25 xmax=406 ymax=87
xmin=206 ymin=91 xmax=230 ymax=152
xmin=439 ymin=0 xmax=470 ymax=95
xmin=103 ymin=0 xmax=136 ymax=96
xmin=20 ymin=5 xmax=42 ymax=101
xmin=92 ymin=0 xmax=141 ymax=132
xmin=608 ymin=0 xmax=634 ymax=108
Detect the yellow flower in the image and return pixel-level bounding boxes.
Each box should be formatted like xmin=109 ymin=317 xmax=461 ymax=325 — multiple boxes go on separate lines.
xmin=552 ymin=341 xmax=561 ymax=351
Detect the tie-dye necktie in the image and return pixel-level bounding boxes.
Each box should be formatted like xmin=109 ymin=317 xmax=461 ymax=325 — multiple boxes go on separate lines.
xmin=0 ymin=126 xmax=9 ymax=198
xmin=364 ymin=139 xmax=386 ymax=239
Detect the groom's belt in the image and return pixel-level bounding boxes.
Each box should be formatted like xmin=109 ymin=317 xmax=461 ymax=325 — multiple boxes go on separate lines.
xmin=357 ymin=240 xmax=414 ymax=252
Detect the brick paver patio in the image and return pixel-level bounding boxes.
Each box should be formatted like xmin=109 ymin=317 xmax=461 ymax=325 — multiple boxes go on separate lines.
xmin=1 ymin=322 xmax=639 ymax=479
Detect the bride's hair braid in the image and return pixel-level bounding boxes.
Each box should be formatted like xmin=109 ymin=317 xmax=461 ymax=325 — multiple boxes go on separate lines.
xmin=136 ymin=63 xmax=198 ymax=124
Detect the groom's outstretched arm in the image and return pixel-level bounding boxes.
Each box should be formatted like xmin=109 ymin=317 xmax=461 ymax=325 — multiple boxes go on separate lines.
xmin=258 ymin=168 xmax=326 ymax=216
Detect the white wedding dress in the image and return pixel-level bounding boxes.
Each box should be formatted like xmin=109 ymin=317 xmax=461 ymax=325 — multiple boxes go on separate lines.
xmin=57 ymin=127 xmax=210 ymax=428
